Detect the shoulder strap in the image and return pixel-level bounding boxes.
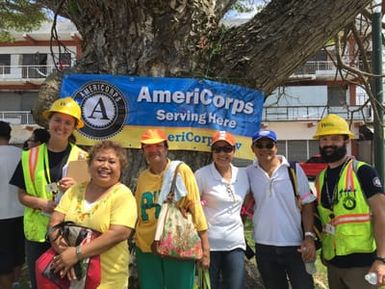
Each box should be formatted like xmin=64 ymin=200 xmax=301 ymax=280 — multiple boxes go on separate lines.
xmin=287 ymin=161 xmax=299 ymax=197
xmin=350 ymin=158 xmax=366 ymax=201
xmin=351 ymin=159 xmax=360 ymax=174
xmin=167 ymin=162 xmax=183 ymax=201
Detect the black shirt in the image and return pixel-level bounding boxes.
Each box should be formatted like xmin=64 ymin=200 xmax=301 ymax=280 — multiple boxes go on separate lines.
xmin=10 ymin=145 xmax=71 ymax=190
xmin=320 ymin=160 xmax=384 ymax=268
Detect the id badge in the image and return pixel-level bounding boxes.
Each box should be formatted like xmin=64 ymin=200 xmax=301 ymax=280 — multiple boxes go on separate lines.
xmin=46 ymin=182 xmax=58 ymax=194
xmin=325 ymin=223 xmax=336 ymax=235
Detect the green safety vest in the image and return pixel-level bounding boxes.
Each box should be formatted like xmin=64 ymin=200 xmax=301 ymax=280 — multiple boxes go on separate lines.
xmin=21 ymin=143 xmax=87 ymax=242
xmin=316 ymin=159 xmax=375 ymax=261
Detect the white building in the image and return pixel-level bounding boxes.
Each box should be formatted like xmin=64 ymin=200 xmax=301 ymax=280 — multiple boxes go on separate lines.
xmin=263 ymin=50 xmax=372 ymax=163
xmin=0 ymin=19 xmax=80 ymax=143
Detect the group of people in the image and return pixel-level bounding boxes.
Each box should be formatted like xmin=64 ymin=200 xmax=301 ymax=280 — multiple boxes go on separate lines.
xmin=0 ymin=96 xmax=385 ymax=289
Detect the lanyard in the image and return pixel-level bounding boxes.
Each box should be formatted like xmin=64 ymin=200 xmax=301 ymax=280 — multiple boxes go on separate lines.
xmin=324 ymin=157 xmax=351 ymax=210
xmin=43 ymin=143 xmax=71 ymax=184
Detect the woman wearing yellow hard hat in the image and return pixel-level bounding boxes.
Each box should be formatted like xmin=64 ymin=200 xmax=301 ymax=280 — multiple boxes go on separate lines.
xmin=10 ymin=97 xmax=87 ymax=289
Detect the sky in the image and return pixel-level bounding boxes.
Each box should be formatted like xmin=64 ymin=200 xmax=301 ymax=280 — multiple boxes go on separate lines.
xmin=222 ymin=0 xmax=267 ymax=25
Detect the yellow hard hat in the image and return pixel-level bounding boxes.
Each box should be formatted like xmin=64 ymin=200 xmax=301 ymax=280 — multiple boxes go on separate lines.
xmin=313 ymin=114 xmax=354 ymax=139
xmin=42 ymin=97 xmax=84 ymax=128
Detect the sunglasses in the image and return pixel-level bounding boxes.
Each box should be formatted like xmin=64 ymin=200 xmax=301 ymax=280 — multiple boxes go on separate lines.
xmin=212 ymin=145 xmax=234 ymax=153
xmin=254 ymin=142 xmax=275 ymax=149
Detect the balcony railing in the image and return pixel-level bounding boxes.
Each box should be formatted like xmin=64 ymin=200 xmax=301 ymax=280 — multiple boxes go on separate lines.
xmin=262 ymin=105 xmax=372 ymax=121
xmin=0 ymin=64 xmax=71 ymax=80
xmin=293 ymin=60 xmax=372 ymax=76
xmin=0 ymin=111 xmax=35 ymax=125
xmin=293 ymin=61 xmax=336 ymax=75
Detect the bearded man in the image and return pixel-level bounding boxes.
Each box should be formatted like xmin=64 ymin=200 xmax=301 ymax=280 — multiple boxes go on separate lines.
xmin=314 ymin=114 xmax=385 ymax=289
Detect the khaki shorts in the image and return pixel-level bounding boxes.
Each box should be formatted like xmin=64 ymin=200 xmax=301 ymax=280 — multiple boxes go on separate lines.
xmin=327 ymin=264 xmax=377 ymax=289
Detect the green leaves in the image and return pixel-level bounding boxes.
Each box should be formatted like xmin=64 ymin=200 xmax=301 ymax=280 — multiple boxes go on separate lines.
xmin=0 ymin=0 xmax=46 ymax=41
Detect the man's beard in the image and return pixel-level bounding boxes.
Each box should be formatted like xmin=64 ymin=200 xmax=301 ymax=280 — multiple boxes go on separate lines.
xmin=320 ymin=144 xmax=347 ymax=163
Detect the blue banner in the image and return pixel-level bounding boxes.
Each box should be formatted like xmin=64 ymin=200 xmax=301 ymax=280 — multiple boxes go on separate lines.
xmin=60 ymin=74 xmax=264 ymax=158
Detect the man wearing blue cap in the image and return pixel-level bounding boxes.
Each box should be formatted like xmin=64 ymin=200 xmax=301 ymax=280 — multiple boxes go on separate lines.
xmin=246 ymin=129 xmax=316 ymax=289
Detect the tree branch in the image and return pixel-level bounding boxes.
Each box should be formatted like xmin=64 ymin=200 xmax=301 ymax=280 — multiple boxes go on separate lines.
xmin=205 ymin=0 xmax=372 ymax=92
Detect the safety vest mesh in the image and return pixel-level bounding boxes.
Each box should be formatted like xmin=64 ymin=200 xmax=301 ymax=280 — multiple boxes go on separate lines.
xmin=22 ymin=143 xmax=87 ymax=242
xmin=316 ymin=160 xmax=375 ymax=261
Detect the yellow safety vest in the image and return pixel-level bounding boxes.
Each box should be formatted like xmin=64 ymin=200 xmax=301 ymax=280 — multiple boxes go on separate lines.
xmin=316 ymin=159 xmax=375 ymax=261
xmin=21 ymin=143 xmax=87 ymax=242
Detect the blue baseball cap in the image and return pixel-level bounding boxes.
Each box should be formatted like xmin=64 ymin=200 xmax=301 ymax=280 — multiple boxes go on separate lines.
xmin=252 ymin=130 xmax=277 ymax=143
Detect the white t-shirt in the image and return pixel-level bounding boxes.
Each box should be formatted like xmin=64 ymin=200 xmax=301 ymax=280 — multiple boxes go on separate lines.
xmin=0 ymin=145 xmax=23 ymax=219
xmin=195 ymin=163 xmax=250 ymax=251
xmin=246 ymin=155 xmax=316 ymax=246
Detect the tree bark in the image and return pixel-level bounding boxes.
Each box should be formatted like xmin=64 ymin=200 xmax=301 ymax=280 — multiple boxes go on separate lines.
xmin=33 ymin=0 xmax=372 ymax=186
xmin=209 ymin=0 xmax=373 ymax=92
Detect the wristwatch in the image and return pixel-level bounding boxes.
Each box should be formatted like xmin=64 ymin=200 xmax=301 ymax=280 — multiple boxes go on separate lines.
xmin=304 ymin=231 xmax=317 ymax=240
xmin=375 ymin=256 xmax=385 ymax=264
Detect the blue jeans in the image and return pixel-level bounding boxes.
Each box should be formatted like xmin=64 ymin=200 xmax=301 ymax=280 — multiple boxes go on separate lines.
xmin=25 ymin=240 xmax=51 ymax=289
xmin=209 ymin=248 xmax=245 ymax=289
xmin=255 ymin=244 xmax=314 ymax=289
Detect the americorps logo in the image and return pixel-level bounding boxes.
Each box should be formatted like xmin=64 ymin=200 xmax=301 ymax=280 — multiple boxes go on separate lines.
xmin=73 ymin=81 xmax=127 ymax=139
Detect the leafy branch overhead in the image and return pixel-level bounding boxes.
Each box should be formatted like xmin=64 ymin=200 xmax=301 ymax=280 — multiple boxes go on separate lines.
xmin=0 ymin=0 xmax=45 ymax=41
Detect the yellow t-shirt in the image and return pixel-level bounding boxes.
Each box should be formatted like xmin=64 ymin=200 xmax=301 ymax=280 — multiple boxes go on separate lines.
xmin=135 ymin=161 xmax=208 ymax=252
xmin=55 ymin=182 xmax=137 ymax=289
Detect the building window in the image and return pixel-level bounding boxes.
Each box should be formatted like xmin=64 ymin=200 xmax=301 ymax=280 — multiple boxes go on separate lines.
xmin=276 ymin=140 xmax=287 ymax=158
xmin=0 ymin=54 xmax=11 ymax=74
xmin=21 ymin=53 xmax=48 ymax=78
xmin=58 ymin=53 xmax=72 ymax=66
xmin=287 ymin=140 xmax=308 ymax=162
xmin=308 ymin=140 xmax=320 ymax=158
xmin=327 ymin=86 xmax=346 ymax=106
xmin=274 ymin=140 xmax=321 ymax=162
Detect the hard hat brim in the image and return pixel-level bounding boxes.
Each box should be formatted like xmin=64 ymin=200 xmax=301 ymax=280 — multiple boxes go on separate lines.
xmin=42 ymin=110 xmax=84 ymax=129
xmin=313 ymin=131 xmax=354 ymax=139
xmin=141 ymin=138 xmax=167 ymax=145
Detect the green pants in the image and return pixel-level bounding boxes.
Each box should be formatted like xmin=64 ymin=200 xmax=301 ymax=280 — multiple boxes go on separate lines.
xmin=136 ymin=247 xmax=195 ymax=289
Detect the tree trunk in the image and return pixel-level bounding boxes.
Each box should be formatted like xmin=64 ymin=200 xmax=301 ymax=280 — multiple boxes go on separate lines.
xmin=34 ymin=0 xmax=371 ymax=185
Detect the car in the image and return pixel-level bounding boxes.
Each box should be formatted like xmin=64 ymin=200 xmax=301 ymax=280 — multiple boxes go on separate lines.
xmin=299 ymin=155 xmax=327 ymax=180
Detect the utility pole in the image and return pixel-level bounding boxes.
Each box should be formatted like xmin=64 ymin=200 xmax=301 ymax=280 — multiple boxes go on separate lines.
xmin=372 ymin=0 xmax=384 ymax=183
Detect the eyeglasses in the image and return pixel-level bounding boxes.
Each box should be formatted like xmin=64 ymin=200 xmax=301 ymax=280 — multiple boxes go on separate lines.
xmin=212 ymin=146 xmax=234 ymax=153
xmin=254 ymin=142 xmax=275 ymax=149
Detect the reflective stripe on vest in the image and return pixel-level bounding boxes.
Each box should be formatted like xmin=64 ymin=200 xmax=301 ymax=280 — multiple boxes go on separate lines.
xmin=332 ymin=213 xmax=371 ymax=226
xmin=28 ymin=146 xmax=39 ymax=182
